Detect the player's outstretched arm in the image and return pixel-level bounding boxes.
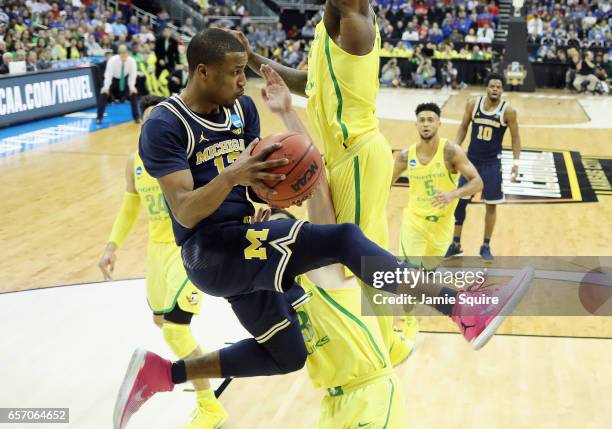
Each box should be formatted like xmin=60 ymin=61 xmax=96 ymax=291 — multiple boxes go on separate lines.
xmin=98 ymin=154 xmax=141 ymax=280
xmin=453 ymin=98 xmax=475 ymax=146
xmin=432 ymin=143 xmax=483 ymax=208
xmin=260 ymin=64 xmax=314 ymax=143
xmin=505 ymin=107 xmax=521 ymax=182
xmin=157 ymin=142 xmax=288 ymax=229
xmin=331 ymin=0 xmax=376 ymax=56
xmin=230 ymin=31 xmax=308 ymax=97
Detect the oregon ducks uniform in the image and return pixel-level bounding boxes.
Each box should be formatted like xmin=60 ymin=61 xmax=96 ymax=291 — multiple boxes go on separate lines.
xmin=400 ymin=139 xmax=458 ymax=268
xmin=306 ymin=18 xmax=393 ymax=251
xmin=133 ymin=152 xmax=202 ymax=315
xmin=305 ymin=16 xmax=397 ymax=351
xmin=293 ymin=276 xmax=406 ymax=429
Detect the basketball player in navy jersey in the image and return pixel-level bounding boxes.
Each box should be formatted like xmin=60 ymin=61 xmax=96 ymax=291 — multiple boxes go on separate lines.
xmin=114 ymin=31 xmax=533 ymax=429
xmin=446 ymin=73 xmax=522 ymax=260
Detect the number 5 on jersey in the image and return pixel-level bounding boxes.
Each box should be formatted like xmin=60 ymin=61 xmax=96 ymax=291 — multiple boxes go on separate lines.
xmin=244 ymin=228 xmax=270 ymax=260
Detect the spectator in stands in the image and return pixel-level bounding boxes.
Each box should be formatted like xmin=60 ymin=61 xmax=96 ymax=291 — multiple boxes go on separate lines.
xmin=429 ymin=22 xmax=444 ymax=43
xmin=137 ymin=25 xmax=155 ymax=44
xmin=403 ymin=22 xmax=419 ymax=41
xmin=540 ymin=29 xmax=556 ymax=47
xmin=168 ymin=62 xmax=189 ymax=94
xmin=415 ymin=58 xmax=437 ymax=88
xmin=449 ymin=28 xmax=463 ymax=43
xmin=301 ymin=20 xmax=315 ymax=38
xmin=154 ymin=26 xmax=178 ymax=77
xmin=0 ymin=52 xmax=11 ymax=74
xmin=471 ymin=45 xmax=485 ymax=60
xmin=441 ymin=60 xmax=458 ymax=89
xmin=26 ymin=50 xmax=39 ymax=71
xmin=528 ymin=13 xmax=544 ymax=37
xmin=37 ymin=48 xmax=52 ymax=70
xmin=381 ymin=57 xmax=401 ymax=87
xmin=465 ymin=28 xmax=477 ymax=43
xmin=16 ymin=49 xmax=27 ymax=63
xmin=272 ymin=23 xmax=286 ymax=46
xmin=127 ymin=15 xmax=140 ymax=36
xmin=96 ymin=44 xmax=140 ymax=124
xmin=573 ymin=50 xmax=600 ymax=93
xmin=85 ymin=33 xmax=103 ymax=56
xmin=477 ymin=23 xmax=494 ymax=44
xmin=182 ymin=17 xmax=197 ymax=37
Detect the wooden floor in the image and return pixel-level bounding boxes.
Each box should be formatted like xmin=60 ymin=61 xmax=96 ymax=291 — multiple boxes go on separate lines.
xmin=1 ymin=84 xmax=611 ymax=427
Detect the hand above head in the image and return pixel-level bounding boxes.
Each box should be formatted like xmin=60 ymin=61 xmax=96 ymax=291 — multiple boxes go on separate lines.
xmin=260 ymin=64 xmax=292 ymax=114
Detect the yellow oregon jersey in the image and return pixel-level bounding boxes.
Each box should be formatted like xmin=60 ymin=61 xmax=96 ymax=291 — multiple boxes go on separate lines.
xmin=405 ymin=139 xmax=458 ymax=219
xmin=133 ymin=152 xmax=175 ymax=243
xmin=295 ymin=276 xmax=390 ymax=389
xmin=306 ymin=18 xmax=382 ymax=164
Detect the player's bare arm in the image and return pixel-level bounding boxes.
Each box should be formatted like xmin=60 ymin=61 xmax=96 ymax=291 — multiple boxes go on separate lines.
xmin=230 ymin=30 xmax=308 ymax=97
xmin=260 ymin=64 xmax=312 ymax=139
xmin=98 ymin=154 xmax=138 ymax=280
xmin=432 ymin=143 xmax=482 ymax=208
xmin=392 ymin=148 xmax=409 ymax=184
xmin=326 ymin=0 xmax=375 ymax=56
xmin=453 ymin=98 xmax=476 ymax=146
xmin=505 ymin=106 xmax=521 ymax=182
xmin=157 ymin=144 xmax=288 ymax=229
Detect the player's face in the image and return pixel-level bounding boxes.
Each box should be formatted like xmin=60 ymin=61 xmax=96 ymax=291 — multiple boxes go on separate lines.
xmin=487 ymin=79 xmax=503 ymax=101
xmin=415 ymin=111 xmax=440 ymax=140
xmin=208 ymin=51 xmax=248 ymax=107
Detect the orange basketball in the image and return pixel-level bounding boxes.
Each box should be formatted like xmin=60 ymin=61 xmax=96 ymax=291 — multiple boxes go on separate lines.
xmin=251 ymin=132 xmax=323 ymax=208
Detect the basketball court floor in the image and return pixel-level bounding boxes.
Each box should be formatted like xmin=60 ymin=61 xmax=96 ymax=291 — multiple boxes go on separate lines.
xmin=1 ymin=82 xmax=611 ymax=428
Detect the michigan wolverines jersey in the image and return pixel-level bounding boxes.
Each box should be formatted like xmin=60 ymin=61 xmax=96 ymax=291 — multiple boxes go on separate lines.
xmin=404 ymin=138 xmax=458 ymax=220
xmin=133 ymin=152 xmax=175 ymax=244
xmin=469 ymin=96 xmax=509 ymax=163
xmin=306 ymin=17 xmax=382 ymax=165
xmin=294 ymin=275 xmax=390 ymax=389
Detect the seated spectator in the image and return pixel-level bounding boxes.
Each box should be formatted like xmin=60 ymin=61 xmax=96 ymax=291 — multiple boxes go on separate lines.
xmin=465 ymin=28 xmax=477 ymax=43
xmin=415 ymin=58 xmax=437 ymax=88
xmin=380 ymin=58 xmax=401 ymax=87
xmin=393 ymin=41 xmax=412 ymax=58
xmin=418 ymin=22 xmax=430 ymax=41
xmin=471 ymin=45 xmax=485 ymax=60
xmin=272 ymin=23 xmax=286 ymax=46
xmin=380 ymin=41 xmax=394 ymax=57
xmin=26 ymin=50 xmax=39 ymax=71
xmin=449 ymin=28 xmax=464 ymax=43
xmin=182 ymin=17 xmax=197 ymax=37
xmin=37 ymin=48 xmax=53 ymax=70
xmin=301 ymin=20 xmax=315 ymax=38
xmin=441 ymin=60 xmax=458 ymax=89
xmin=477 ymin=23 xmax=494 ymax=44
xmin=137 ymin=25 xmax=156 ymax=44
xmin=127 ymin=15 xmax=140 ymax=36
xmin=402 ymin=22 xmax=419 ymax=41
xmin=573 ymin=51 xmax=600 ymax=93
xmin=0 ymin=52 xmax=12 ymax=74
xmin=540 ymin=30 xmax=556 ymax=47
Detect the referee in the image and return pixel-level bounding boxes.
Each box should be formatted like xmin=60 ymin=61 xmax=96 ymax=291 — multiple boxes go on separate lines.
xmin=96 ymin=44 xmax=140 ymax=124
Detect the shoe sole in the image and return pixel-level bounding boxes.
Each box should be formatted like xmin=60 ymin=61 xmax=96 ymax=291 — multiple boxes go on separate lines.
xmin=444 ymin=252 xmax=464 ymax=260
xmin=113 ymin=348 xmax=147 ymax=429
xmin=470 ymin=267 xmax=534 ymax=350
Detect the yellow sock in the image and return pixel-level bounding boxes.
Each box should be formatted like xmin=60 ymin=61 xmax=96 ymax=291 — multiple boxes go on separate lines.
xmin=162 ymin=322 xmax=199 ymax=359
xmin=196 ymin=388 xmax=216 ymax=403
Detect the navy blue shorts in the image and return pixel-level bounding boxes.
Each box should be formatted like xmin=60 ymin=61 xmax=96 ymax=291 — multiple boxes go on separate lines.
xmin=459 ymin=159 xmax=504 ymax=203
xmin=181 ymin=219 xmax=312 ymax=341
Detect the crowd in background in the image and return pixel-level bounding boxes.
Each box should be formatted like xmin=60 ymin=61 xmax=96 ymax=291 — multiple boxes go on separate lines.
xmin=1 ymin=0 xmax=610 ymax=93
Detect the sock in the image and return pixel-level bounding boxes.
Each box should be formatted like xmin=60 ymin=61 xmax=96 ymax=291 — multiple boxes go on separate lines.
xmin=171 ymin=360 xmax=187 ymax=384
xmin=434 ymin=287 xmax=458 ymax=316
xmin=454 ymin=198 xmax=469 ymax=225
xmin=196 ymin=388 xmax=216 ymax=402
xmin=483 ymin=238 xmax=491 ymax=246
xmin=453 ymin=236 xmax=461 ymax=245
xmin=162 ymin=322 xmax=199 ymax=359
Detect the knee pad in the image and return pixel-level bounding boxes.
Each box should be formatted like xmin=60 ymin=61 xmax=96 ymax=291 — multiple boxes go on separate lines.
xmin=162 ymin=322 xmax=199 ymax=359
xmin=454 ymin=198 xmax=469 ymax=226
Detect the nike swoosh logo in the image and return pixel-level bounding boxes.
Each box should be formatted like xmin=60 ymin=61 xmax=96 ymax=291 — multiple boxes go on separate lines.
xmin=358 ymin=423 xmax=371 ymax=428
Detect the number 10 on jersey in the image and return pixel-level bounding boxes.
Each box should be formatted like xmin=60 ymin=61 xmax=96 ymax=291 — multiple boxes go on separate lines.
xmin=477 ymin=125 xmax=493 ymax=141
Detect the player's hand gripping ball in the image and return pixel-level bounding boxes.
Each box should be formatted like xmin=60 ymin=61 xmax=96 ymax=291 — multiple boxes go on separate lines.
xmin=252 ymin=132 xmax=323 ymax=208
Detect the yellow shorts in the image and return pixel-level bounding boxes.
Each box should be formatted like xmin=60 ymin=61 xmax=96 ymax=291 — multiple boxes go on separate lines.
xmin=319 ymin=374 xmax=406 ymax=429
xmin=399 ymin=213 xmax=454 ymax=269
xmin=327 ymin=133 xmax=395 ymax=347
xmin=327 ymin=132 xmax=394 ymax=250
xmin=146 ymin=241 xmax=202 ymax=316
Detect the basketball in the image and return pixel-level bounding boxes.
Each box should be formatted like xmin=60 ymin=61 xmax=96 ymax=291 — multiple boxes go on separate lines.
xmin=251 ymin=132 xmax=323 ymax=208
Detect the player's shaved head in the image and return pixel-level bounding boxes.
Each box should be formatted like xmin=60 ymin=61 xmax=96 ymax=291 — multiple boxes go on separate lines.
xmin=187 ymin=28 xmax=246 ymax=73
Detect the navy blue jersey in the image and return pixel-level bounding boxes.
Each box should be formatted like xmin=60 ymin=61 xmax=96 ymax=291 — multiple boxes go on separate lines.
xmin=467 ymin=96 xmax=509 ymax=163
xmin=139 ymin=94 xmax=260 ymax=245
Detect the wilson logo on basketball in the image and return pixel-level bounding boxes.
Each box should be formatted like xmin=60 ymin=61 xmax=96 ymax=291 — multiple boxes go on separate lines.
xmin=291 ymin=161 xmax=319 ymax=192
